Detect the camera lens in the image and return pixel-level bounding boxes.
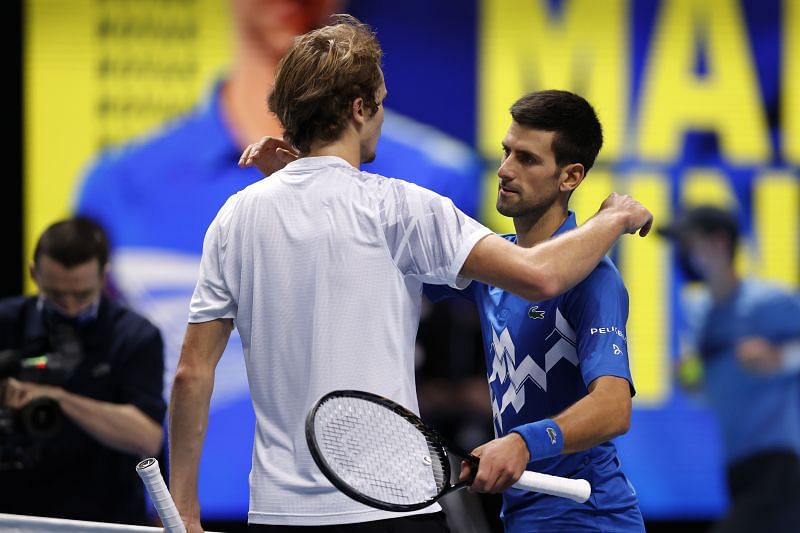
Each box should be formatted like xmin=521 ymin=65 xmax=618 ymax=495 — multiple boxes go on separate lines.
xmin=19 ymin=397 xmax=63 ymax=439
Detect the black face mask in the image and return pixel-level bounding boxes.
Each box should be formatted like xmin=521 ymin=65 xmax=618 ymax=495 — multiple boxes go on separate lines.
xmin=39 ymin=297 xmax=98 ymax=328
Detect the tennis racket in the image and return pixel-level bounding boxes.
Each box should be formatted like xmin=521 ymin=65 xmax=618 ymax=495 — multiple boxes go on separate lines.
xmin=305 ymin=390 xmax=591 ymax=512
xmin=136 ymin=458 xmax=187 ymax=533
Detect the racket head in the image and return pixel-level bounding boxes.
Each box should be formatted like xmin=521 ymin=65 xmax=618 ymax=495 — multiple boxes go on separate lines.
xmin=305 ymin=390 xmax=453 ymax=512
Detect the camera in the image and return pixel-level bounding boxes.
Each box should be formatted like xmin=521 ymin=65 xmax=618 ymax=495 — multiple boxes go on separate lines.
xmin=0 ymin=321 xmax=83 ymax=470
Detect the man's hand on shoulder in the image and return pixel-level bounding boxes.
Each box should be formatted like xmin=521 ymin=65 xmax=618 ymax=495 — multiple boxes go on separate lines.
xmin=239 ymin=136 xmax=299 ymax=176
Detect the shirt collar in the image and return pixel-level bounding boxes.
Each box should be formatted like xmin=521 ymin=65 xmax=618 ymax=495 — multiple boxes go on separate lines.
xmin=282 ymin=155 xmax=357 ymax=173
xmin=552 ymin=211 xmax=578 ymax=237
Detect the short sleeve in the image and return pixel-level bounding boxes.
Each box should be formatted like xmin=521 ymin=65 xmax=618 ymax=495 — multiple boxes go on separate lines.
xmin=746 ymin=290 xmax=800 ymax=343
xmin=562 ymin=260 xmax=635 ymax=394
xmin=379 ymin=180 xmax=492 ymax=288
xmin=188 ymin=199 xmax=238 ymax=323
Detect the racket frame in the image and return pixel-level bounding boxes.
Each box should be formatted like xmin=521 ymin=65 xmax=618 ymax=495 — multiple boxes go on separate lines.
xmin=305 ymin=389 xmax=475 ymax=512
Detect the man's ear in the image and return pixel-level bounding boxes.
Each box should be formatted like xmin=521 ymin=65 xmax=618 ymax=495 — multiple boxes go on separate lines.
xmin=28 ymin=262 xmax=37 ymax=285
xmin=351 ymin=97 xmax=366 ymax=126
xmin=560 ymin=163 xmax=586 ymax=193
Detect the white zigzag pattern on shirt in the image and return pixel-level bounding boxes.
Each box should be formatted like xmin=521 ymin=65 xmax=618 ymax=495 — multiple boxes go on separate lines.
xmin=489 ymin=308 xmax=578 ymax=433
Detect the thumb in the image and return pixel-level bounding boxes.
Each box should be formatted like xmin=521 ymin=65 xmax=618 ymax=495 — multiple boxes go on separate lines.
xmin=277 ymin=148 xmax=299 ymax=163
xmin=471 ymin=443 xmax=486 ymax=458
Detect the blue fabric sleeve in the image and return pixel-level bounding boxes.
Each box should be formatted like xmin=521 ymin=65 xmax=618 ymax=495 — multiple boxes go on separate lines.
xmin=423 ymin=282 xmax=473 ymax=303
xmin=747 ymin=290 xmax=800 ymax=343
xmin=562 ymin=259 xmax=635 ymax=394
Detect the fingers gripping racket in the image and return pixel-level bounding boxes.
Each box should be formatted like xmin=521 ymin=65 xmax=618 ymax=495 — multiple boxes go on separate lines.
xmin=305 ymin=390 xmax=591 ymax=512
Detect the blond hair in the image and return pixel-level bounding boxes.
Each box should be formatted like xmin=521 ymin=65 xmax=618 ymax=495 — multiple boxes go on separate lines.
xmin=268 ymin=15 xmax=383 ymax=154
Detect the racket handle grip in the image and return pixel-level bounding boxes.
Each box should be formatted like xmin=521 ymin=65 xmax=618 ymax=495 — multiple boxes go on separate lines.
xmin=136 ymin=458 xmax=187 ymax=533
xmin=513 ymin=471 xmax=591 ymax=503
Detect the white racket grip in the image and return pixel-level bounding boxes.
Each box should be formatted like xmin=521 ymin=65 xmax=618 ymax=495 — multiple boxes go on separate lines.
xmin=136 ymin=458 xmax=187 ymax=533
xmin=513 ymin=471 xmax=591 ymax=503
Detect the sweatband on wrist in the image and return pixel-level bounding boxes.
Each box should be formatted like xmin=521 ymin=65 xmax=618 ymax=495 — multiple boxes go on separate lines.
xmin=511 ymin=419 xmax=564 ymax=461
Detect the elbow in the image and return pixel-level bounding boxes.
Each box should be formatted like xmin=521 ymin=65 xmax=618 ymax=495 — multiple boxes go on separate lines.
xmin=172 ymin=364 xmax=199 ymax=388
xmin=141 ymin=427 xmax=165 ymax=457
xmin=520 ymin=271 xmax=562 ymax=301
xmin=172 ymin=356 xmax=212 ymax=389
xmin=612 ymin=398 xmax=632 ymax=437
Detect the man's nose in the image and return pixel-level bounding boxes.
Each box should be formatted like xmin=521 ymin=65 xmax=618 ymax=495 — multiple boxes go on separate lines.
xmin=497 ymin=159 xmax=514 ymax=180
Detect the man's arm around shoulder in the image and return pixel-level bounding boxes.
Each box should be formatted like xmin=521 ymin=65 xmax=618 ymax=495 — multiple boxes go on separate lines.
xmin=461 ymin=193 xmax=652 ymax=301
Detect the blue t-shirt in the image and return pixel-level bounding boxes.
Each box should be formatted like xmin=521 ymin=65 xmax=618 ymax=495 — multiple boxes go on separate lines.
xmin=425 ymin=212 xmax=643 ymax=532
xmin=694 ymin=280 xmax=800 ymax=464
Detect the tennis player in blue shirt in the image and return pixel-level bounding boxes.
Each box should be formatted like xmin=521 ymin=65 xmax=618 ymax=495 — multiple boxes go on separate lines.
xmin=425 ymin=90 xmax=644 ymax=532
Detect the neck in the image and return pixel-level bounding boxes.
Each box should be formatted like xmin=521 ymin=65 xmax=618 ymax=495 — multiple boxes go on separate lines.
xmin=307 ymin=133 xmax=362 ymax=169
xmin=221 ymin=41 xmax=284 ymax=150
xmin=708 ymin=265 xmax=740 ymax=302
xmin=513 ymin=198 xmax=570 ymax=248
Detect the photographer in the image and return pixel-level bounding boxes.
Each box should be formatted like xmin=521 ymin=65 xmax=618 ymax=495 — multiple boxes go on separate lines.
xmin=0 ymin=218 xmax=166 ymax=525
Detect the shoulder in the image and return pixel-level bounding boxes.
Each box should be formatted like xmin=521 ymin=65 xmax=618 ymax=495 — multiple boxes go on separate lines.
xmin=741 ymin=279 xmax=795 ymax=303
xmin=575 ymin=257 xmax=626 ymax=294
xmin=102 ymin=298 xmax=161 ymax=344
xmin=360 ymin=172 xmax=444 ymax=206
xmin=561 ymin=258 xmax=628 ymax=319
xmin=87 ymin=108 xmax=209 ymax=174
xmin=740 ymin=279 xmax=800 ymax=316
xmin=76 ymin=101 xmax=217 ymax=201
xmin=0 ymin=296 xmax=32 ymax=320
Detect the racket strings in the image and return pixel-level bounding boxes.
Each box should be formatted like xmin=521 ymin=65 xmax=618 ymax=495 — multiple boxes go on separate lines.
xmin=314 ymin=397 xmax=449 ymax=506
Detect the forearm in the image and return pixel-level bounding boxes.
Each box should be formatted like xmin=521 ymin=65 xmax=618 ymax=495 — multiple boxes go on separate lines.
xmin=55 ymin=390 xmax=163 ymax=456
xmin=552 ymin=388 xmax=630 ymax=454
xmin=169 ymin=365 xmax=214 ymax=521
xmin=461 ymin=212 xmax=627 ymax=302
xmin=513 ymin=377 xmax=631 ymax=460
xmin=168 ymin=320 xmax=231 ymax=524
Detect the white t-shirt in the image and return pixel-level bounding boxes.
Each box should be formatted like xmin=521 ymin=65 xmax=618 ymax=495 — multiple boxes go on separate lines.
xmin=189 ymin=155 xmax=492 ymax=525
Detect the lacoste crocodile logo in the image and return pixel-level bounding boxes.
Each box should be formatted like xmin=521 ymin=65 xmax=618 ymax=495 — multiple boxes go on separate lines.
xmin=528 ymin=306 xmax=545 ymax=319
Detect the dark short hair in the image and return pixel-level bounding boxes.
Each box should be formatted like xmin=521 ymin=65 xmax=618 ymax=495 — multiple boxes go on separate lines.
xmin=510 ymin=90 xmax=603 ymax=172
xmin=268 ymin=14 xmax=383 ymax=154
xmin=657 ymin=205 xmax=740 ymax=257
xmin=33 ymin=217 xmax=109 ymax=269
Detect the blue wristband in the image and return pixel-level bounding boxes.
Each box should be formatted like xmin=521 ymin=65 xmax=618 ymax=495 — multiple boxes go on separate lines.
xmin=510 ymin=419 xmax=564 ymax=461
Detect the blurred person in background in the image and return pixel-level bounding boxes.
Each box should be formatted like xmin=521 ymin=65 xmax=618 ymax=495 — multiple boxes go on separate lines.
xmin=661 ymin=205 xmax=800 ymax=533
xmin=0 ymin=218 xmax=165 ymax=525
